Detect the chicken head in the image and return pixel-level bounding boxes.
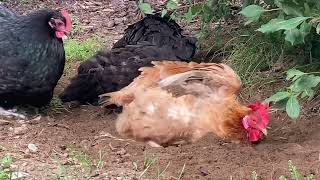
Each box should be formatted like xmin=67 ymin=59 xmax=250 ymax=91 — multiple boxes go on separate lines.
xmin=242 ymin=102 xmax=269 ymax=142
xmin=48 ymin=9 xmax=71 ymax=39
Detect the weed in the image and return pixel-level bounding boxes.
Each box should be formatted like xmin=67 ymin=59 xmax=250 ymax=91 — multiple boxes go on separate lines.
xmin=253 ymin=160 xmax=314 ymax=180
xmin=52 ymin=147 xmax=107 ymax=179
xmin=68 ymin=148 xmax=93 ymax=173
xmin=95 ymin=149 xmax=107 ymax=170
xmin=139 ymin=152 xmax=157 ymax=179
xmin=251 ymin=170 xmax=258 ymax=180
xmin=138 ymin=151 xmax=186 ymax=179
xmin=0 ymin=155 xmax=12 ymax=180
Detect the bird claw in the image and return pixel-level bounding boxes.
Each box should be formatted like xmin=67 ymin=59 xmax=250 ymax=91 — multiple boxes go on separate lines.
xmin=0 ymin=107 xmax=26 ymax=119
xmin=98 ymin=94 xmax=111 ymax=106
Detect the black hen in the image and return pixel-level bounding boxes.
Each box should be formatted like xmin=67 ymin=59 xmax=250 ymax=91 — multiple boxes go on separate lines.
xmin=60 ymin=15 xmax=196 ymax=104
xmin=60 ymin=43 xmax=190 ymax=104
xmin=0 ymin=5 xmax=71 ymax=110
xmin=112 ymin=14 xmax=197 ymax=60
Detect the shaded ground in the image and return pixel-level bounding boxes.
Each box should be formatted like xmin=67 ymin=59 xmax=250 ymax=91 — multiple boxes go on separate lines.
xmin=0 ymin=0 xmax=320 ymax=179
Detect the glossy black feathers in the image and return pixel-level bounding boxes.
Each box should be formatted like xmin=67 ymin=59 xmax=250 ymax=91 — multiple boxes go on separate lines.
xmin=0 ymin=5 xmax=66 ymax=108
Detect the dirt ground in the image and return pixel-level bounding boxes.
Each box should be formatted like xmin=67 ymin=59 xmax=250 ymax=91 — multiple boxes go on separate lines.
xmin=1 ymin=0 xmax=320 ymax=179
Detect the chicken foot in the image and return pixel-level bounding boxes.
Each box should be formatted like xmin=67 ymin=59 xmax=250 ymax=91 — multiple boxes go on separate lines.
xmin=0 ymin=107 xmax=26 ymax=119
xmin=147 ymin=141 xmax=163 ymax=148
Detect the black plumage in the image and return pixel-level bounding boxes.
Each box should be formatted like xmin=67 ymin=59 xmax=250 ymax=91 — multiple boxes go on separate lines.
xmin=60 ymin=14 xmax=197 ymax=104
xmin=112 ymin=14 xmax=197 ymax=60
xmin=60 ymin=15 xmax=197 ymax=104
xmin=60 ymin=43 xmax=184 ymax=103
xmin=0 ymin=5 xmax=70 ymax=108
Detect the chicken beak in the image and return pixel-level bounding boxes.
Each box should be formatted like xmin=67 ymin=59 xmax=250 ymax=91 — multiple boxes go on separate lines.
xmin=62 ymin=34 xmax=68 ymax=40
xmin=260 ymin=128 xmax=268 ymax=136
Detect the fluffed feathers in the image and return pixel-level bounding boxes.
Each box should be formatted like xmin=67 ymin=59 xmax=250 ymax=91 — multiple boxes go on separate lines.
xmin=103 ymin=61 xmax=270 ymax=146
xmin=100 ymin=61 xmax=241 ymax=106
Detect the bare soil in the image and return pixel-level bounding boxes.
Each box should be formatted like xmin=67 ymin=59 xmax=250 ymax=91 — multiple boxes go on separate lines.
xmin=0 ymin=0 xmax=320 ymax=179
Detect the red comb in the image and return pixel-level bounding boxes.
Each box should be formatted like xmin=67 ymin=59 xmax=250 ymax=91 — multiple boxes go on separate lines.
xmin=60 ymin=9 xmax=72 ymax=33
xmin=247 ymin=101 xmax=270 ymax=126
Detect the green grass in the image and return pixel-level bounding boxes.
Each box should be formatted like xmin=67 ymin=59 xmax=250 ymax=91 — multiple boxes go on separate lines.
xmin=51 ymin=146 xmax=106 ymax=179
xmin=252 ymin=160 xmax=314 ymax=180
xmin=138 ymin=151 xmax=186 ymax=180
xmin=63 ymin=36 xmax=106 ymax=78
xmin=225 ymin=32 xmax=283 ymax=85
xmin=64 ymin=36 xmax=104 ymax=62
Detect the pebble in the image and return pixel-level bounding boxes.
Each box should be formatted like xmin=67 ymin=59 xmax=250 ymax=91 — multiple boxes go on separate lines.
xmin=107 ymin=20 xmax=115 ymax=28
xmin=27 ymin=144 xmax=38 ymax=153
xmin=12 ymin=124 xmax=28 ymax=135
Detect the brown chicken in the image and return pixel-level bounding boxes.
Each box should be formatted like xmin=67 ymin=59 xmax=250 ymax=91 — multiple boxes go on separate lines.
xmin=100 ymin=61 xmax=270 ymax=147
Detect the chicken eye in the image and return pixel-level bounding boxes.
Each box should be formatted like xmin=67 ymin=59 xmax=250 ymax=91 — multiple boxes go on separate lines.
xmin=57 ymin=22 xmax=64 ymax=26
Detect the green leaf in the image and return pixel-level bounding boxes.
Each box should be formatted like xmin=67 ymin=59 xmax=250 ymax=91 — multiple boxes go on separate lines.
xmin=304 ymin=3 xmax=311 ymax=16
xmin=286 ymin=96 xmax=300 ymax=120
xmin=1 ymin=156 xmax=12 ymax=169
xmin=191 ymin=4 xmax=202 ymax=16
xmin=240 ymin=5 xmax=265 ymax=24
xmin=279 ymin=175 xmax=287 ymax=180
xmin=138 ymin=2 xmax=154 ymax=15
xmin=161 ymin=9 xmax=168 ymax=17
xmin=185 ymin=7 xmax=193 ymax=23
xmin=268 ymin=91 xmax=291 ymax=102
xmin=291 ymin=75 xmax=320 ymax=92
xmin=301 ymin=89 xmax=314 ymax=99
xmin=0 ymin=171 xmax=9 ymax=180
xmin=286 ymin=69 xmax=305 ymax=80
xmin=278 ymin=1 xmax=304 ymax=16
xmin=299 ymin=21 xmax=311 ymax=35
xmin=284 ymin=28 xmax=304 ymax=45
xmin=273 ymin=99 xmax=289 ymax=110
xmin=166 ymin=0 xmax=178 ymax=11
xmin=257 ymin=17 xmax=310 ymax=33
xmin=202 ymin=4 xmax=214 ymax=23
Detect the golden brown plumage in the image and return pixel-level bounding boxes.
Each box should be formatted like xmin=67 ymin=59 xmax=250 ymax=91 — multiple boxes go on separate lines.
xmin=100 ymin=61 xmax=269 ymax=147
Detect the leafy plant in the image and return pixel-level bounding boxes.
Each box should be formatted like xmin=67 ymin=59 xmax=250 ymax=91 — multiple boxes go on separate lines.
xmin=240 ymin=0 xmax=320 ymax=46
xmin=279 ymin=160 xmax=314 ymax=180
xmin=0 ymin=156 xmax=12 ymax=180
xmin=268 ymin=69 xmax=320 ymax=119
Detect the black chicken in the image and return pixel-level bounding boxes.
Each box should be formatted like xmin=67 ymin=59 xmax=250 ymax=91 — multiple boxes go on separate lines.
xmin=0 ymin=5 xmax=71 ymax=117
xmin=60 ymin=15 xmax=197 ymax=104
xmin=112 ymin=14 xmax=196 ymax=60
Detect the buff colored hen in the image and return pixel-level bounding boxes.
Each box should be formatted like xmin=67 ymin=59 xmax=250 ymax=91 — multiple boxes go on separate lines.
xmin=100 ymin=61 xmax=269 ymax=147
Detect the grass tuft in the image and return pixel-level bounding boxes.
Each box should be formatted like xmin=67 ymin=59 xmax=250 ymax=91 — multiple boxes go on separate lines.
xmin=64 ymin=36 xmax=104 ymax=62
xmin=253 ymin=160 xmax=314 ymax=180
xmin=225 ymin=33 xmax=283 ymax=84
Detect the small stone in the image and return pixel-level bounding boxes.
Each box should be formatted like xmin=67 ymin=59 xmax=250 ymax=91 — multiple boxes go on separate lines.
xmin=13 ymin=125 xmax=28 ymax=135
xmin=116 ymin=148 xmax=126 ymax=156
xmin=107 ymin=21 xmax=115 ymax=28
xmin=114 ymin=18 xmax=124 ymax=25
xmin=27 ymin=144 xmax=38 ymax=153
xmin=23 ymin=154 xmax=31 ymax=158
